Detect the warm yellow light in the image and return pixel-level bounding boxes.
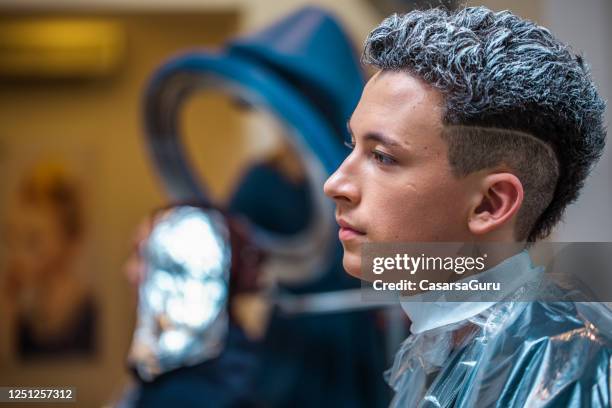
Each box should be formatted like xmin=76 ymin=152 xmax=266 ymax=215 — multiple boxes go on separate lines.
xmin=0 ymin=19 xmax=125 ymax=78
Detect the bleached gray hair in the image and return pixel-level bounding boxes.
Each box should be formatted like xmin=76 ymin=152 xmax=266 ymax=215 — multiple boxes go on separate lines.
xmin=363 ymin=6 xmax=606 ymax=241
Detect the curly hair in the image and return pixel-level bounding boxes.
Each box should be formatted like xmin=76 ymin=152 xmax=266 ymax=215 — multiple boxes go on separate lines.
xmin=363 ymin=6 xmax=606 ymax=241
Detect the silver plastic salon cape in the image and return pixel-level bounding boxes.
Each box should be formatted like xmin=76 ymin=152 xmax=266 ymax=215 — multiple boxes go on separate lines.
xmin=388 ymin=252 xmax=612 ymax=407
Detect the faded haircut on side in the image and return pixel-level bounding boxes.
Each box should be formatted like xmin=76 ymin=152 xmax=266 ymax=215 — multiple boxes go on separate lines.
xmin=442 ymin=126 xmax=559 ymax=241
xmin=363 ymin=6 xmax=606 ymax=241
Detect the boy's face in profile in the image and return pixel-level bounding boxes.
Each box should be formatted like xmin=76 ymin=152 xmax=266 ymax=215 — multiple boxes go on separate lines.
xmin=324 ymin=71 xmax=477 ymax=277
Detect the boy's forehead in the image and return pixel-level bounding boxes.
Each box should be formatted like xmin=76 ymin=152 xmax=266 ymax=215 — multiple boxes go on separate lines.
xmin=353 ymin=70 xmax=445 ymax=144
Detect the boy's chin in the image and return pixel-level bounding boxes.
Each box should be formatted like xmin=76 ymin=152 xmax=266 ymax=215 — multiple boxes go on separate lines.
xmin=342 ymin=253 xmax=362 ymax=279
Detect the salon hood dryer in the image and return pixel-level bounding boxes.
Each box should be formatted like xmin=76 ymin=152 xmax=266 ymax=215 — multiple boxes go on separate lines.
xmin=126 ymin=8 xmax=393 ymax=408
xmin=143 ymin=6 xmax=364 ymax=288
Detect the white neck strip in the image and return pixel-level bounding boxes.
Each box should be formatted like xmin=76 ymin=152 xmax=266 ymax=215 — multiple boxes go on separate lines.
xmin=400 ymin=250 xmax=541 ymax=334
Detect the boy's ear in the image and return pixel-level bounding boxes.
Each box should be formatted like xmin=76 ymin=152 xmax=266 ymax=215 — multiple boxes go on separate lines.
xmin=468 ymin=172 xmax=524 ymax=236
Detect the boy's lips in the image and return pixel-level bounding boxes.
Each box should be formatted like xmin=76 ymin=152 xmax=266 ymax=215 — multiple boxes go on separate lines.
xmin=336 ymin=218 xmax=366 ymax=241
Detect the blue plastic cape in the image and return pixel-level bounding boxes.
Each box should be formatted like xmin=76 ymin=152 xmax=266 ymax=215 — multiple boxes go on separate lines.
xmin=389 ymin=274 xmax=612 ymax=407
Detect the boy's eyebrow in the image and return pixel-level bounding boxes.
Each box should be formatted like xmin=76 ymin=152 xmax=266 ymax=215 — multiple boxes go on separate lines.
xmin=346 ymin=119 xmax=402 ymax=148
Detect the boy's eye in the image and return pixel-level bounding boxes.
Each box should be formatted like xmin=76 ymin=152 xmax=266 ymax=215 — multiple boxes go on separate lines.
xmin=344 ymin=140 xmax=396 ymax=165
xmin=372 ymin=150 xmax=396 ymax=165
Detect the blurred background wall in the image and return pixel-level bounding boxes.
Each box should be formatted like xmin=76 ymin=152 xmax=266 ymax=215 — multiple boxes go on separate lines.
xmin=542 ymin=0 xmax=612 ymax=241
xmin=0 ymin=1 xmax=609 ymax=407
xmin=0 ymin=10 xmax=243 ymax=407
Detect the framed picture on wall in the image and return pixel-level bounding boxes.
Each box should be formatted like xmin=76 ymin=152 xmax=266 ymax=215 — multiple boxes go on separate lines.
xmin=0 ymin=142 xmax=98 ymax=362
